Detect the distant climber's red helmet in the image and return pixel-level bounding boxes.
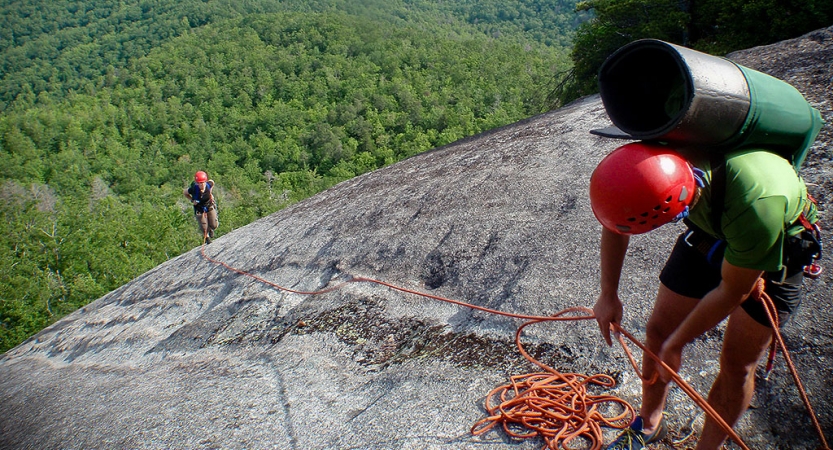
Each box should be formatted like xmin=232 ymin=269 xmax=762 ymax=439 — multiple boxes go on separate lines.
xmin=194 ymin=171 xmax=208 ymax=183
xmin=589 ymin=142 xmax=696 ymax=235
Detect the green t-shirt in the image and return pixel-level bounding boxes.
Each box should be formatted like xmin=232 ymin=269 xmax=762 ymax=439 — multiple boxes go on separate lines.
xmin=685 ymin=149 xmax=815 ymax=272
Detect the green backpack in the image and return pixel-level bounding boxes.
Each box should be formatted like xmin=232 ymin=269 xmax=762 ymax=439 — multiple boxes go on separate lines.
xmin=591 ymin=39 xmax=823 ymax=170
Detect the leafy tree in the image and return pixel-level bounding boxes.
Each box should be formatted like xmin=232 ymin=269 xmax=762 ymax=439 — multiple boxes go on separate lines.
xmin=690 ymin=0 xmax=833 ymax=53
xmin=555 ymin=0 xmax=833 ymax=105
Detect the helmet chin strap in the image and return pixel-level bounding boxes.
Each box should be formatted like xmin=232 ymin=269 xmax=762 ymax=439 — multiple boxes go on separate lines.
xmin=671 ymin=205 xmax=690 ymax=223
xmin=691 ymin=167 xmax=707 ymax=188
xmin=671 ymin=166 xmax=706 ymax=224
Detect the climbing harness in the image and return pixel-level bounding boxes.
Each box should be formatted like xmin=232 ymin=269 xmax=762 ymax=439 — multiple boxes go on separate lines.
xmin=189 ymin=179 xmax=217 ymax=214
xmin=198 ymin=238 xmax=829 ymax=449
xmin=792 ymin=196 xmax=823 ymax=279
xmin=682 ymin=223 xmax=726 ymax=269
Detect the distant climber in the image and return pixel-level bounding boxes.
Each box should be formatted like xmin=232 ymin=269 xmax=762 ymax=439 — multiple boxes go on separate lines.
xmin=184 ymin=170 xmax=218 ymax=243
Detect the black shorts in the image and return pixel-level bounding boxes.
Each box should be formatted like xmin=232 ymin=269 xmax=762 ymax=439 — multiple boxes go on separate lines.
xmin=659 ymin=232 xmax=804 ymax=327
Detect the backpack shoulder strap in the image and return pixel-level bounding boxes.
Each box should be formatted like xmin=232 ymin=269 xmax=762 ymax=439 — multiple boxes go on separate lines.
xmin=709 ymin=153 xmax=726 ymax=239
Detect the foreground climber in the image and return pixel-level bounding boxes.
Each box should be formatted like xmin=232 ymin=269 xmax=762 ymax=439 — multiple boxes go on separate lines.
xmin=184 ymin=170 xmax=218 ymax=243
xmin=590 ymin=142 xmax=820 ymax=449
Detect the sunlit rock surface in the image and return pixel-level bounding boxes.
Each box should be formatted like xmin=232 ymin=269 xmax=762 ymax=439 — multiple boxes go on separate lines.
xmin=2 ymin=27 xmax=831 ymax=449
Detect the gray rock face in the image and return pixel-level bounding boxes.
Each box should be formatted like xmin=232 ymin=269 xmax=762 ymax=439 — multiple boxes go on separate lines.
xmin=2 ymin=28 xmax=831 ymax=450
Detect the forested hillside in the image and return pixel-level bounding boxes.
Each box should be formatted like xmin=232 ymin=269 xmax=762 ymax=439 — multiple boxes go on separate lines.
xmin=0 ymin=0 xmax=585 ymax=110
xmin=0 ymin=0 xmax=579 ymax=353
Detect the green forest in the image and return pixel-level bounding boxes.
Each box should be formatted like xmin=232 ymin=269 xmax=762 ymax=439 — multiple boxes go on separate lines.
xmin=2 ymin=0 xmax=831 ymax=353
xmin=0 ymin=0 xmax=578 ymax=353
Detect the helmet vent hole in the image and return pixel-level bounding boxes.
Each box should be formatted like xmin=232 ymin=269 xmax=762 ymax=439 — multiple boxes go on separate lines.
xmin=640 ymin=212 xmax=649 ymax=217
xmin=653 ymin=205 xmax=662 ymax=210
xmin=665 ymin=195 xmax=673 ymax=203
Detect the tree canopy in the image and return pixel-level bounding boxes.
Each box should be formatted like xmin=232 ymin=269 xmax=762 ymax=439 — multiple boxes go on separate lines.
xmin=556 ymin=0 xmax=833 ymax=104
xmin=0 ymin=0 xmax=584 ymax=111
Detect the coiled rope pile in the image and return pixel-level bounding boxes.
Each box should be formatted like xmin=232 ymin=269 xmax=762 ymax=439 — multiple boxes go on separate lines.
xmin=469 ymin=310 xmax=634 ymax=450
xmin=200 ymin=239 xmax=828 ymax=450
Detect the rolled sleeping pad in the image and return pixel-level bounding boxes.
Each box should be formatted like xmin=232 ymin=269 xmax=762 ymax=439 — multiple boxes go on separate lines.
xmin=593 ymin=39 xmax=823 ymax=168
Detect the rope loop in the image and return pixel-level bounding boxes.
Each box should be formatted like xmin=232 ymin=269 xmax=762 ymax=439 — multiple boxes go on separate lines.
xmin=198 ymin=241 xmax=829 ymax=450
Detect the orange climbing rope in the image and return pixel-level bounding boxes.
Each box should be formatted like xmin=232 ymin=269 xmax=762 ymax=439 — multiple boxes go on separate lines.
xmin=610 ymin=324 xmax=750 ymax=450
xmin=470 ymin=310 xmax=635 ymax=450
xmin=198 ymin=239 xmax=828 ymax=449
xmin=752 ymin=279 xmax=830 ymax=450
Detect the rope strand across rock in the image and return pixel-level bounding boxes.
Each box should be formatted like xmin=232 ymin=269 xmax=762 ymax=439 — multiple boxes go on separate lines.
xmin=199 ymin=239 xmax=828 ymax=450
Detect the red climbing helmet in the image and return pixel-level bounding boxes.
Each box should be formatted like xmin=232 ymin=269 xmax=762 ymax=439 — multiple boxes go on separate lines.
xmin=589 ymin=142 xmax=696 ymax=235
xmin=194 ymin=171 xmax=208 ymax=183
